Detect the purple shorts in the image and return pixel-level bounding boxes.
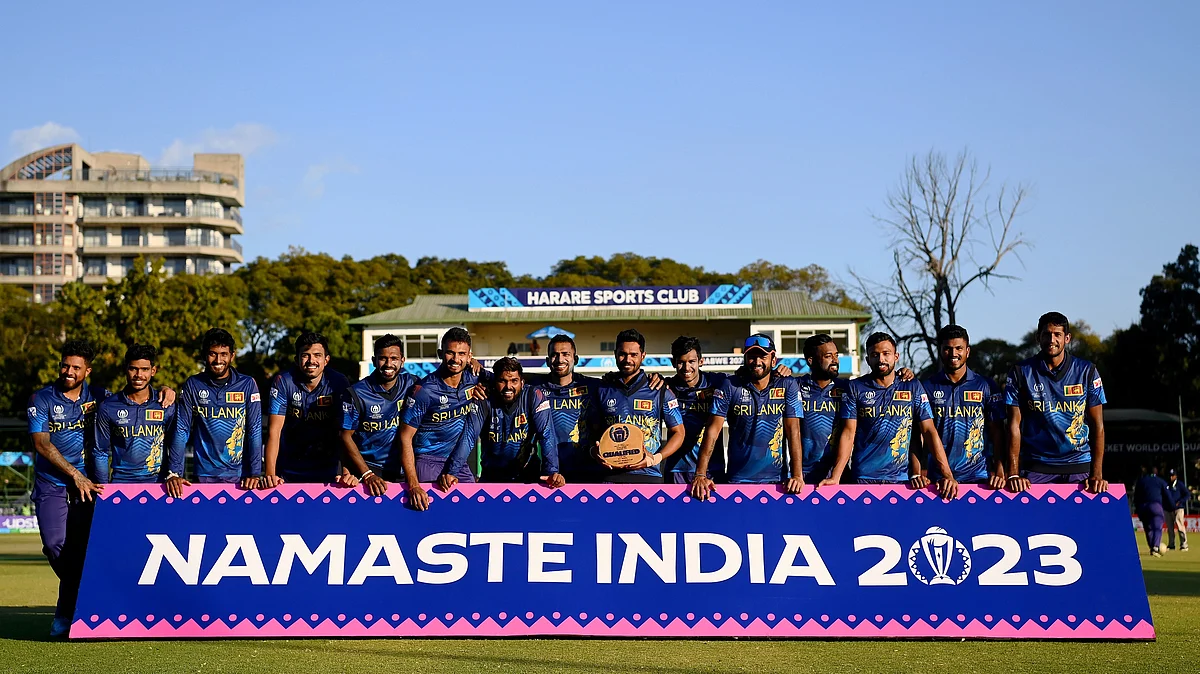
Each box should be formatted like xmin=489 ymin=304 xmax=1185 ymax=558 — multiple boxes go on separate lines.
xmin=414 ymin=455 xmax=475 ymax=484
xmin=1022 ymin=471 xmax=1089 ymax=484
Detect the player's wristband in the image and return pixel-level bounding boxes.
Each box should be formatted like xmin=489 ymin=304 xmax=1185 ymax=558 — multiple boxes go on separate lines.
xmin=166 ymin=471 xmax=180 ymax=480
xmin=360 ymin=469 xmax=375 ymax=481
xmin=1006 ymin=475 xmax=1022 ymax=482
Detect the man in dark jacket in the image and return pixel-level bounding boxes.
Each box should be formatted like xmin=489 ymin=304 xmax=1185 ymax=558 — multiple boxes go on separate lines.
xmin=1134 ymin=466 xmax=1174 ymax=557
xmin=1166 ymin=468 xmax=1189 ymax=552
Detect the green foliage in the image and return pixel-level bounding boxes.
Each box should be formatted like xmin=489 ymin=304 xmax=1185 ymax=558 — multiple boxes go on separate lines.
xmin=0 ymin=250 xmax=858 ymax=417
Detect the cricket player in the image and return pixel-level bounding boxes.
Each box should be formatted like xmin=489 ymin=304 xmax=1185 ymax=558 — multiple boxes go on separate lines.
xmin=341 ymin=333 xmax=418 ymax=496
xmin=93 ymin=344 xmax=175 ymax=484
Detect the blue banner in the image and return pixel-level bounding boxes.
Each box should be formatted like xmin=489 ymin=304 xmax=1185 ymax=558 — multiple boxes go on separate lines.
xmin=468 ymin=285 xmax=753 ymax=310
xmin=72 ymin=484 xmax=1152 ymax=640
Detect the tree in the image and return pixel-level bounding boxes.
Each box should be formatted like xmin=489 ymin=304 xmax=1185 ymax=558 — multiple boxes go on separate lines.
xmin=0 ymin=286 xmax=60 ymax=421
xmin=851 ymin=149 xmax=1029 ymax=367
xmin=735 ymin=260 xmax=865 ymax=310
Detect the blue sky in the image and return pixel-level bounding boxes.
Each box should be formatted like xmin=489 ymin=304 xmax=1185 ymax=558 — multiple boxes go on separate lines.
xmin=3 ymin=1 xmax=1196 ymax=342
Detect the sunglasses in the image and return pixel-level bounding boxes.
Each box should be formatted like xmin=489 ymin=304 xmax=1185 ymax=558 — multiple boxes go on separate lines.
xmin=744 ymin=335 xmax=773 ymax=350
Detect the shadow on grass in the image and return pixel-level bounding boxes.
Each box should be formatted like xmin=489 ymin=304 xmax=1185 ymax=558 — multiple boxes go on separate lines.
xmin=0 ymin=553 xmax=47 ymax=564
xmin=0 ymin=605 xmax=52 ymax=641
xmin=1143 ymin=569 xmax=1200 ymax=597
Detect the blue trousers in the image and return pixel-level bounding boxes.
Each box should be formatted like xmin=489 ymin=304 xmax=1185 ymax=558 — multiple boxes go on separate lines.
xmin=1138 ymin=502 xmax=1165 ymax=551
xmin=31 ymin=475 xmax=94 ymax=621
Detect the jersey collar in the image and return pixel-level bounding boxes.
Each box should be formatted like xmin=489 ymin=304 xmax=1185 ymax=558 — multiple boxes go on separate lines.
xmin=119 ymin=387 xmax=158 ymax=406
xmin=667 ymin=371 xmax=707 ymax=392
xmin=931 ymin=367 xmax=977 ymax=388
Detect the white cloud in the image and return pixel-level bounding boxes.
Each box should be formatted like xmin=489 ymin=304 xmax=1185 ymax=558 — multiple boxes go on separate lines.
xmin=158 ymin=123 xmax=278 ymax=166
xmin=8 ymin=122 xmax=81 ymax=157
xmin=302 ymin=159 xmax=359 ymax=198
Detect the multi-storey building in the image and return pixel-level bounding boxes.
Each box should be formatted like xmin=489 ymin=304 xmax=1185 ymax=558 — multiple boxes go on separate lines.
xmin=0 ymin=144 xmax=244 ymax=303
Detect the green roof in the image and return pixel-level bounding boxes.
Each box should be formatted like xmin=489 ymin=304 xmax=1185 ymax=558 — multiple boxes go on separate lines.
xmin=349 ymin=290 xmax=870 ymax=326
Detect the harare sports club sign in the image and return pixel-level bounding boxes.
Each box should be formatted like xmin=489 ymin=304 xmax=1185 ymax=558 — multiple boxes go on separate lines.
xmin=467 ymin=284 xmax=753 ymax=310
xmin=71 ymin=484 xmax=1153 ymax=640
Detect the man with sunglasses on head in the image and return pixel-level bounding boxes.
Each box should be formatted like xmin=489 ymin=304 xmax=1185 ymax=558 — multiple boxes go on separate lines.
xmin=691 ymin=334 xmax=804 ymax=500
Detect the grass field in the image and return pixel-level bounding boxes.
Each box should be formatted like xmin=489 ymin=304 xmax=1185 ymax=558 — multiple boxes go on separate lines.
xmin=1 ymin=532 xmax=1197 ymax=673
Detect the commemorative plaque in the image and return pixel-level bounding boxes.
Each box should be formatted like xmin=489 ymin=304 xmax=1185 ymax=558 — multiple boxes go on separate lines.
xmin=597 ymin=422 xmax=647 ymax=468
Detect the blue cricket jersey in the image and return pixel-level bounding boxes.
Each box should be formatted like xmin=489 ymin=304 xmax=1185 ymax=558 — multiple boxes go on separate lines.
xmin=922 ymin=368 xmax=1003 ymax=482
xmin=594 ymin=371 xmax=684 ymax=479
xmin=402 ymin=368 xmax=480 ymax=462
xmin=93 ymin=389 xmax=175 ymax=483
xmin=531 ymin=374 xmax=603 ymax=479
xmin=268 ymin=368 xmax=351 ymax=482
xmin=170 ymin=369 xmax=263 ymax=482
xmin=1004 ymin=354 xmax=1106 ymax=474
xmin=710 ymin=372 xmax=803 ymax=484
xmin=341 ymin=372 xmax=416 ymax=475
xmin=665 ymin=371 xmax=727 ymax=478
xmin=840 ymin=376 xmax=933 ymax=483
xmin=27 ymin=382 xmax=108 ymax=487
xmin=455 ymin=386 xmax=560 ymax=480
xmin=797 ymin=374 xmax=850 ymax=477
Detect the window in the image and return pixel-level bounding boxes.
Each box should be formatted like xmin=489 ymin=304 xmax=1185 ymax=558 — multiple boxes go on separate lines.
xmin=124 ymin=198 xmax=144 ymax=217
xmin=194 ymin=258 xmax=224 ymax=274
xmin=83 ymin=228 xmax=106 ymax=248
xmin=163 ymin=198 xmax=186 ymax=216
xmin=188 ymin=227 xmax=222 ymax=247
xmin=165 ymin=228 xmax=186 ymax=246
xmin=121 ymin=227 xmax=141 ymax=247
xmin=0 ymin=199 xmax=34 ymax=216
xmin=34 ymin=223 xmax=65 ymax=246
xmin=83 ymin=199 xmax=106 ymax=217
xmin=120 ymin=257 xmax=137 ymax=274
xmin=32 ymin=284 xmax=60 ymax=304
xmin=386 ymin=334 xmax=439 ymax=359
xmin=163 ymin=257 xmax=188 ymax=276
xmin=83 ymin=257 xmax=106 ymax=276
xmin=779 ymin=328 xmax=852 ymax=356
xmin=33 ymin=253 xmax=67 ymax=276
xmin=599 ymin=341 xmax=617 ymax=352
xmin=0 ymin=258 xmax=33 ymax=276
xmin=0 ymin=228 xmax=33 ymax=246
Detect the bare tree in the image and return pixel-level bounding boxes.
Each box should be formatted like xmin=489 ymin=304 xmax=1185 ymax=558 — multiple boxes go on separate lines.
xmin=850 ymin=149 xmax=1030 ymax=367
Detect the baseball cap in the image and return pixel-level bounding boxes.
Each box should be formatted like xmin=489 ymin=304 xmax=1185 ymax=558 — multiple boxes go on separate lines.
xmin=744 ymin=333 xmax=776 ymax=354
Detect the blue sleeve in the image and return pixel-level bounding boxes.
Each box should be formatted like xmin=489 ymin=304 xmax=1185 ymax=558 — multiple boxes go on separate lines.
xmin=268 ymin=376 xmax=288 ymax=416
xmin=342 ymin=387 xmax=361 ymax=431
xmin=710 ymin=379 xmax=732 ymax=418
xmin=785 ymin=379 xmax=803 ymax=419
xmin=914 ymin=382 xmax=933 ymax=422
xmin=838 ymin=382 xmax=858 ymax=420
xmin=27 ymin=393 xmax=49 ymax=434
xmin=662 ymin=389 xmax=684 ymax=428
xmin=530 ymin=389 xmax=560 ymax=475
xmin=402 ymin=386 xmax=428 ymax=428
xmin=93 ymin=407 xmax=113 ymax=484
xmin=245 ymin=379 xmax=264 ymax=477
xmin=1087 ymin=364 xmax=1107 ymax=407
xmin=1004 ymin=368 xmax=1022 ymax=407
xmin=168 ymin=383 xmax=194 ymax=476
xmin=446 ymin=400 xmax=485 ymax=477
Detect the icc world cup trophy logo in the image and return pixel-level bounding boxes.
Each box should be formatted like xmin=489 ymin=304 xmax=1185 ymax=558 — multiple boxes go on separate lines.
xmin=609 ymin=425 xmax=629 ymax=443
xmin=908 ymin=526 xmax=972 ymax=585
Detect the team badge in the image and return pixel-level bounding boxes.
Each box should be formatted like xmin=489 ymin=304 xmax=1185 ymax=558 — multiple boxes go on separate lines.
xmin=515 ymin=413 xmax=527 ymax=426
xmin=769 ymin=387 xmax=785 ymax=400
xmin=369 ymin=404 xmax=381 ymax=418
xmin=963 ymin=390 xmax=983 ymax=403
xmin=53 ymin=404 xmax=65 ymax=419
xmin=291 ymin=391 xmax=302 ymax=402
xmin=933 ymin=390 xmax=945 ymax=399
xmin=145 ymin=410 xmax=164 ymax=421
xmin=606 ymin=399 xmax=617 ymax=410
xmin=117 ymin=409 xmax=129 ymax=419
xmin=569 ymin=386 xmax=587 ymax=398
xmin=317 ymin=395 xmax=333 ymax=407
xmin=1064 ymin=384 xmax=1084 ymax=397
xmin=634 ymin=399 xmax=653 ymax=412
xmin=198 ymin=389 xmax=210 ymax=399
xmin=829 ymin=387 xmax=842 ymax=398
xmin=226 ymin=391 xmax=245 ymax=403
xmin=81 ymin=401 xmax=96 ymax=414
xmin=893 ymin=390 xmax=912 ymax=402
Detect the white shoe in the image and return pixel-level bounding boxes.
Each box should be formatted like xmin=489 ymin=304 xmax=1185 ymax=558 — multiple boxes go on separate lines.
xmin=1151 ymin=550 xmax=1163 ymax=557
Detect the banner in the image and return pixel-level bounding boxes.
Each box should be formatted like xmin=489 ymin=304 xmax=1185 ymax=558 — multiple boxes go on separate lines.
xmin=468 ymin=285 xmax=752 ymax=310
xmin=72 ymin=484 xmax=1153 ymax=640
xmin=0 ymin=515 xmax=38 ymax=534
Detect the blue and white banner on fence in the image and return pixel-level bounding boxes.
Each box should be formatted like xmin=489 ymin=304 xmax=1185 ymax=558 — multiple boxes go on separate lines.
xmin=72 ymin=484 xmax=1153 ymax=640
xmin=0 ymin=515 xmax=38 ymax=534
xmin=467 ymin=285 xmax=753 ymax=310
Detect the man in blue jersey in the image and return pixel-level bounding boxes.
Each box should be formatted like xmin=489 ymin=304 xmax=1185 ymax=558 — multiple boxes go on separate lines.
xmin=1005 ymin=312 xmax=1108 ymax=494
xmin=796 ymin=334 xmax=851 ymax=484
xmin=824 ymin=332 xmax=958 ymax=500
xmin=166 ymin=328 xmax=263 ymax=497
xmin=397 ymin=327 xmax=480 ymax=510
xmin=341 ymin=333 xmax=418 ymax=496
xmin=1134 ymin=465 xmax=1174 ymax=556
xmin=94 ymin=345 xmax=175 ymax=484
xmin=454 ymin=358 xmax=562 ymax=485
xmin=531 ymin=333 xmax=605 ymax=483
xmin=691 ymin=334 xmax=804 ymax=499
xmin=27 ymin=340 xmax=106 ymax=637
xmin=920 ymin=325 xmax=1005 ymax=488
xmin=263 ymin=332 xmax=353 ymax=486
xmin=665 ymin=336 xmax=727 ymax=484
xmin=592 ymin=329 xmax=686 ymax=484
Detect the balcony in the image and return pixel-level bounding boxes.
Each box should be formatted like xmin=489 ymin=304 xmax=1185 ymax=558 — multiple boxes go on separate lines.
xmin=78 ymin=204 xmax=243 ymax=233
xmin=77 ymin=240 xmax=244 ymax=262
xmin=0 ymin=242 xmax=76 ymax=254
xmin=79 ymin=168 xmax=238 ymax=188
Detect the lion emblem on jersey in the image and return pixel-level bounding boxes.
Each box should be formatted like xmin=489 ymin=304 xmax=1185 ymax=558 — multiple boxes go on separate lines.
xmin=769 ymin=418 xmax=784 ymax=466
xmin=964 ymin=415 xmax=985 ymax=461
xmin=890 ymin=416 xmax=913 ymax=464
xmin=1065 ymin=410 xmax=1086 ymax=446
xmin=146 ymin=432 xmax=164 ymax=472
xmin=226 ymin=416 xmax=246 ymax=463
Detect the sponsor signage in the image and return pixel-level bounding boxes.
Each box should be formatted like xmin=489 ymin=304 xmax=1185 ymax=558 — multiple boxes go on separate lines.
xmin=468 ymin=285 xmax=753 ymax=311
xmin=1 ymin=516 xmax=39 ymax=534
xmin=72 ymin=484 xmax=1151 ymax=640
